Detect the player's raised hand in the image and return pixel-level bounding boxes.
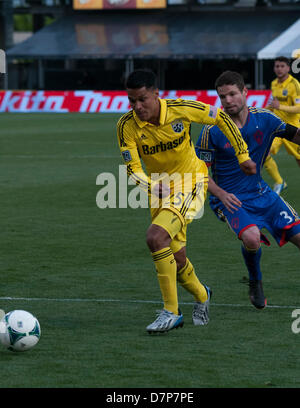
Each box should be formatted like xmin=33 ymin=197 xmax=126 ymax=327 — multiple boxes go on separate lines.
xmin=239 ymin=159 xmax=256 ymax=175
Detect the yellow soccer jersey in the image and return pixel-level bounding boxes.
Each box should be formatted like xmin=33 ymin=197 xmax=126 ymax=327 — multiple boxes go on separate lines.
xmin=117 ymin=98 xmax=249 ymax=194
xmin=271 ymin=74 xmax=300 ymax=127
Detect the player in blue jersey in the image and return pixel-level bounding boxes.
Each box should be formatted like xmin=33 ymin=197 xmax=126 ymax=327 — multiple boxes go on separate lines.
xmin=195 ymin=71 xmax=300 ymax=309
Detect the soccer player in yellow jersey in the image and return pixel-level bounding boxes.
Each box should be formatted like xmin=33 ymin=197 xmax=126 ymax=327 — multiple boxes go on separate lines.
xmin=117 ymin=69 xmax=256 ymax=334
xmin=265 ymin=56 xmax=300 ymax=194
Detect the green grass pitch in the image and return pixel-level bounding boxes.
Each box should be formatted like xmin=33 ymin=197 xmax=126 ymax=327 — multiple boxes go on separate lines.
xmin=1 ymin=113 xmax=300 ymax=388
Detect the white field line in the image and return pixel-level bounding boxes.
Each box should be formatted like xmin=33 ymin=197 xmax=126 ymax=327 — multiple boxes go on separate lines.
xmin=0 ymin=296 xmax=298 ymax=309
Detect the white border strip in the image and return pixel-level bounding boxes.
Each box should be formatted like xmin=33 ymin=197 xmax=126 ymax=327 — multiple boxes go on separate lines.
xmin=0 ymin=296 xmax=298 ymax=309
xmin=257 ymin=18 xmax=300 ymax=59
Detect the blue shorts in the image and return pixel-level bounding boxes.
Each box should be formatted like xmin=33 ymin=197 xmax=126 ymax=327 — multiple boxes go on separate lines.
xmin=210 ymin=188 xmax=300 ymax=247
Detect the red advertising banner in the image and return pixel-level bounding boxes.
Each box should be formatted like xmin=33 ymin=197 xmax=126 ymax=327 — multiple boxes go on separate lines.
xmin=0 ymin=90 xmax=272 ymax=113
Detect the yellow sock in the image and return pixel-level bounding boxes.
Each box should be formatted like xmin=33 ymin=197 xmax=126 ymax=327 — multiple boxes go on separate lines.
xmin=152 ymin=248 xmax=178 ymax=315
xmin=264 ymin=155 xmax=283 ymax=184
xmin=177 ymin=258 xmax=208 ymax=303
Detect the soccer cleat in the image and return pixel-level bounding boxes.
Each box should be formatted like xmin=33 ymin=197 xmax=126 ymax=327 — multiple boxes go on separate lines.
xmin=273 ymin=181 xmax=287 ymax=195
xmin=249 ymin=280 xmax=266 ymax=309
xmin=146 ymin=309 xmax=184 ymax=334
xmin=192 ymin=285 xmax=212 ymax=326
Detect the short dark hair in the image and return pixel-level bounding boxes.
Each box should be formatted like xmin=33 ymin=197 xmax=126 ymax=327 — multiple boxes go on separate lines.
xmin=215 ymin=71 xmax=245 ymax=92
xmin=125 ymin=69 xmax=157 ymax=90
xmin=274 ymin=56 xmax=290 ymax=67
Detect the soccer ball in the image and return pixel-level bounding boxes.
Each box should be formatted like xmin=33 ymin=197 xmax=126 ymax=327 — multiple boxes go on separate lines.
xmin=0 ymin=310 xmax=41 ymax=352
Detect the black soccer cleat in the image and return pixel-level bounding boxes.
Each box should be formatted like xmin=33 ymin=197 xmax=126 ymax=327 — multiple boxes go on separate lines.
xmin=249 ymin=280 xmax=267 ymax=309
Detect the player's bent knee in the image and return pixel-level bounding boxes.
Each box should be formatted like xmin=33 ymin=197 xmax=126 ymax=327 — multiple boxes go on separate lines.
xmin=146 ymin=224 xmax=171 ymax=252
xmin=241 ymin=226 xmax=261 ymax=250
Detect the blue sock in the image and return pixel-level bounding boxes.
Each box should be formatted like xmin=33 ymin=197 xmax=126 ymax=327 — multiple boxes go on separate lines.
xmin=241 ymin=246 xmax=262 ymax=281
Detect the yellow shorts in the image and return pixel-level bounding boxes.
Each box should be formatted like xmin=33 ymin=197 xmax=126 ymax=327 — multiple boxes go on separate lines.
xmin=151 ymin=209 xmax=191 ymax=254
xmin=149 ymin=166 xmax=208 ymax=223
xmin=270 ymin=137 xmax=300 ymax=160
xmin=150 ymin=172 xmax=208 ymax=254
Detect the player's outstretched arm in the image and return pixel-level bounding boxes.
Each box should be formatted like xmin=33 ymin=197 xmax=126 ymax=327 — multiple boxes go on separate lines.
xmin=208 ymin=176 xmax=242 ymax=214
xmin=178 ymin=100 xmax=256 ymax=175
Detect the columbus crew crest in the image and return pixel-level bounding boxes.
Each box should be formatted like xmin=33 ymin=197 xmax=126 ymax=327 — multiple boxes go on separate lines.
xmin=171 ymin=120 xmax=184 ymax=133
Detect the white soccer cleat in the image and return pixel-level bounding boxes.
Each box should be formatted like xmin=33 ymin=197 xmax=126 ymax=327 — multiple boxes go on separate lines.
xmin=192 ymin=286 xmax=212 ymax=326
xmin=273 ymin=181 xmax=287 ymax=195
xmin=146 ymin=309 xmax=184 ymax=334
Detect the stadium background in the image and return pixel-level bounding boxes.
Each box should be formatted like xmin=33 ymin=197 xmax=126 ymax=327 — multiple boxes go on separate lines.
xmin=1 ymin=0 xmax=300 ymax=390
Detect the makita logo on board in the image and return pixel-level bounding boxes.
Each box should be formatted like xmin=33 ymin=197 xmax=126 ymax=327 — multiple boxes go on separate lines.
xmin=0 ymin=90 xmax=272 ymax=113
xmin=142 ymin=133 xmax=186 ymax=155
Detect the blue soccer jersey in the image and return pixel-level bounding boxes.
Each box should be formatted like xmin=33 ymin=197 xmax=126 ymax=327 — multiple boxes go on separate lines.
xmin=196 ymin=107 xmax=286 ymax=196
xmin=195 ymin=107 xmax=300 ymax=246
